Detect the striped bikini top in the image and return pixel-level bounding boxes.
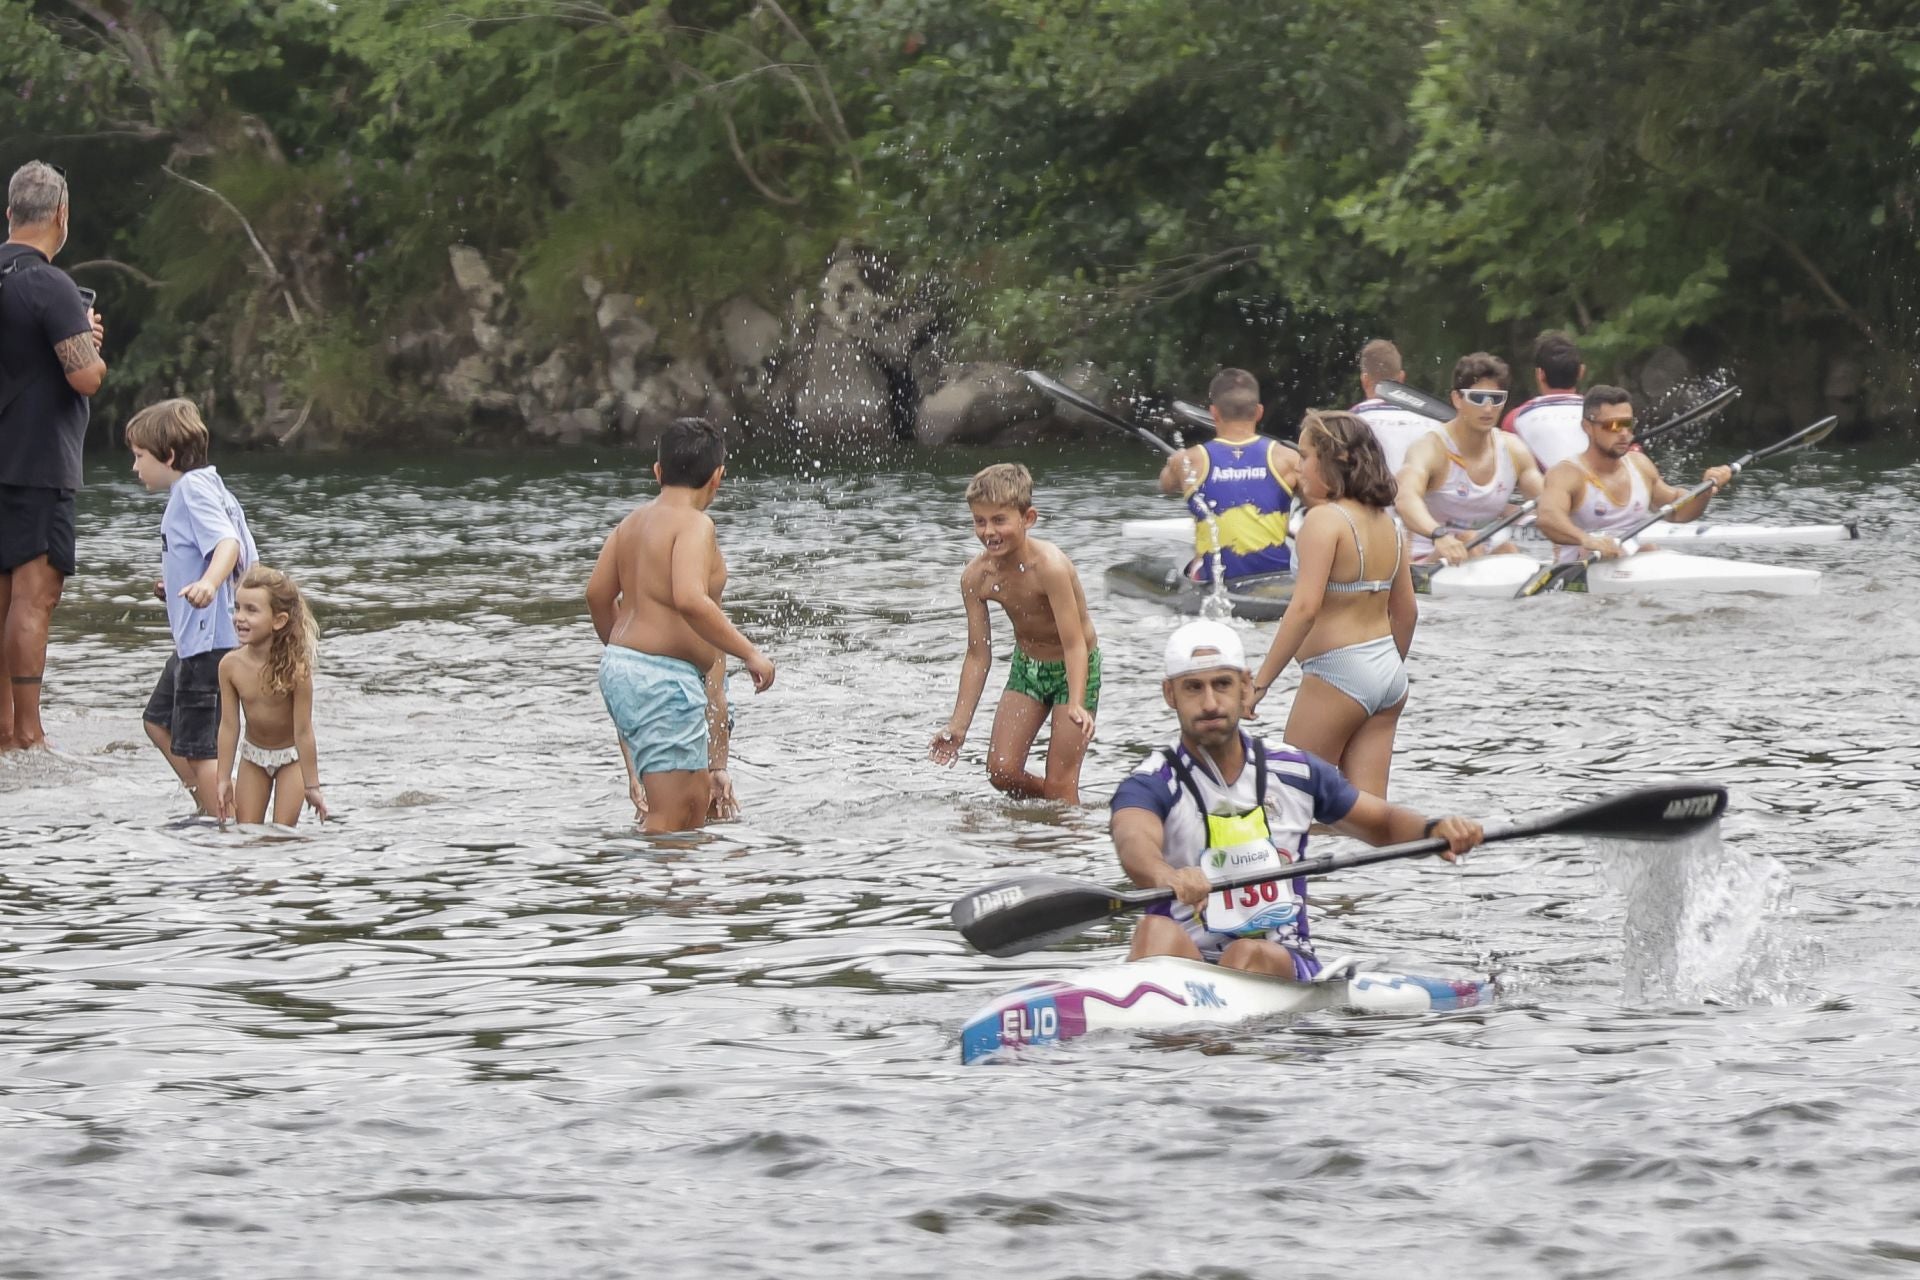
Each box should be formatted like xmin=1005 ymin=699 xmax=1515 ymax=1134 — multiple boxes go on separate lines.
xmin=1322 ymin=503 xmax=1401 ymax=594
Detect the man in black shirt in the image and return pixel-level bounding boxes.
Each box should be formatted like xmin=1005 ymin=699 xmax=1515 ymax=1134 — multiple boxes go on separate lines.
xmin=0 ymin=160 xmax=106 ymax=750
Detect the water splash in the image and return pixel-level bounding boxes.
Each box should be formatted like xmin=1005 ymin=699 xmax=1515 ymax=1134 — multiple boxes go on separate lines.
xmin=1599 ymin=829 xmax=1813 ymax=1006
xmin=1168 ymin=424 xmax=1234 ymax=620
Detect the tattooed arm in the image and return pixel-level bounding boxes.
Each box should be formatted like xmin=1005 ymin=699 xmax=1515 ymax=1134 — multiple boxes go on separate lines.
xmin=56 ymin=331 xmax=106 ymax=396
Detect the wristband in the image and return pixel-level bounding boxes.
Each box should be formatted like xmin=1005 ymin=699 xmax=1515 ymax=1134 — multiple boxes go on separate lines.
xmin=1423 ymin=817 xmax=1442 ymax=839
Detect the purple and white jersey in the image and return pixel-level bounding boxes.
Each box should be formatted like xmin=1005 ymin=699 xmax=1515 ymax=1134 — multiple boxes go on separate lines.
xmin=1353 ymin=399 xmax=1437 ymax=476
xmin=1111 ymin=734 xmax=1358 ymax=946
xmin=1508 ymin=393 xmax=1586 ymax=471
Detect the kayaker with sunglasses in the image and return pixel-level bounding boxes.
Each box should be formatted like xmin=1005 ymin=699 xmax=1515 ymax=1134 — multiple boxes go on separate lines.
xmin=1394 ymin=352 xmax=1545 ymax=566
xmin=1532 ymin=385 xmax=1734 ymax=562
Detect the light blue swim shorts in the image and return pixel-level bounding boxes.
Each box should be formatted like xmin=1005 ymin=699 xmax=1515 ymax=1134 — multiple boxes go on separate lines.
xmin=598 ymin=646 xmax=709 ymax=776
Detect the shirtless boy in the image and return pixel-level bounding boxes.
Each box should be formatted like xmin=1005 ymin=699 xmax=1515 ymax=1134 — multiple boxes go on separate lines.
xmin=586 ymin=418 xmax=774 ymax=832
xmin=930 ymin=463 xmax=1099 ymax=803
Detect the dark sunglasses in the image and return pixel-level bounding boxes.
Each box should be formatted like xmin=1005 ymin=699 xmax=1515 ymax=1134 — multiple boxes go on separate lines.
xmin=1585 ymin=416 xmax=1635 ymax=433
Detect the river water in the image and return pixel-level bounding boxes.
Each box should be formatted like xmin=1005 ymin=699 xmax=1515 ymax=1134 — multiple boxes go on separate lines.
xmin=3 ymin=436 xmax=1917 ymax=1277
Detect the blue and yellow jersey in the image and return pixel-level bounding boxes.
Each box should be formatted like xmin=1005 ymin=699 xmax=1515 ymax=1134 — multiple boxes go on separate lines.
xmin=1185 ymin=437 xmax=1293 ymax=580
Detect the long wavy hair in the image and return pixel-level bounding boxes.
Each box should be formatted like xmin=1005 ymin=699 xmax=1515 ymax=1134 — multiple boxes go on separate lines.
xmin=1299 ymin=409 xmax=1397 ymax=508
xmin=239 ymin=564 xmax=316 ymax=697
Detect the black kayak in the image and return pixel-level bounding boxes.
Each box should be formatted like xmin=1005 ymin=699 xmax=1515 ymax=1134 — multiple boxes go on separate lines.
xmin=1104 ymin=556 xmax=1294 ymax=621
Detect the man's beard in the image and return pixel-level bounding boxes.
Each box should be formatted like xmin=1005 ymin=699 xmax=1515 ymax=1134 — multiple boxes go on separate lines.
xmin=1186 ymin=716 xmax=1240 ymax=749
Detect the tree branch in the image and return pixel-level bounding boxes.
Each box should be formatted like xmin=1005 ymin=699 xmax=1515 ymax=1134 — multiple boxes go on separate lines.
xmin=753 ymin=0 xmax=862 ymax=187
xmin=672 ymin=63 xmax=802 ymax=206
xmin=277 ymin=395 xmax=317 ymax=447
xmin=67 ymin=259 xmax=166 ymax=287
xmin=1746 ymin=216 xmax=1880 ymax=347
xmin=160 ymin=165 xmax=303 ymax=324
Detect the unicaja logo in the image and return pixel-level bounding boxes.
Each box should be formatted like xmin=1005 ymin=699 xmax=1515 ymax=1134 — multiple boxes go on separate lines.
xmin=1209 ymin=850 xmax=1228 ymax=869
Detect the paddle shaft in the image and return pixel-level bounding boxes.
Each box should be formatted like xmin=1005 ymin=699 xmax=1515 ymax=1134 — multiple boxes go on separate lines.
xmin=1114 ymin=823 xmax=1524 ymax=909
xmin=1578 ymin=415 xmax=1836 ymax=559
xmin=1515 ymin=415 xmax=1837 ymax=596
xmin=1023 ymin=370 xmax=1176 ymax=456
xmin=952 ymin=783 xmax=1728 ymax=957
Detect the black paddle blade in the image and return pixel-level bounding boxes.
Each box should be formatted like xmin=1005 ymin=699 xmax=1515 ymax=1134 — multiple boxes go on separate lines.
xmin=1769 ymin=414 xmax=1837 ymax=457
xmin=1022 ymin=370 xmax=1176 ymax=455
xmin=1515 ymin=560 xmax=1587 ymax=597
xmin=1022 ymin=369 xmax=1106 ymax=420
xmin=1171 ymin=399 xmax=1217 ymax=434
xmin=1638 ymin=383 xmax=1741 ymax=447
xmin=1373 ymin=379 xmax=1453 ymax=422
xmin=1410 ymin=562 xmax=1438 ymax=595
xmin=1534 ymin=783 xmax=1729 ymax=842
xmin=951 ymin=874 xmax=1128 ymax=957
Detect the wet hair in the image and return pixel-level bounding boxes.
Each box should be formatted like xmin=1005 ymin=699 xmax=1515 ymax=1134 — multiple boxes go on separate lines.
xmin=1358 ymin=339 xmax=1404 ymax=381
xmin=1532 ymin=331 xmax=1582 ymax=390
xmin=237 ymin=564 xmax=316 ymax=698
xmin=1208 ymin=368 xmax=1261 ymax=423
xmin=1583 ymin=384 xmax=1632 ymax=419
xmin=1451 ymin=351 xmax=1510 ymax=392
xmin=657 ymin=417 xmax=726 ymax=488
xmin=965 ymin=462 xmax=1033 ymax=510
xmin=1299 ymin=410 xmax=1396 ymax=508
xmin=7 ymin=161 xmax=66 ymax=227
xmin=124 ymin=398 xmax=212 ymax=472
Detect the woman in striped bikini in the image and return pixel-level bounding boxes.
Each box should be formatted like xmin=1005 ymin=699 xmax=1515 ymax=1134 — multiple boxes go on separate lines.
xmin=1247 ymin=410 xmax=1416 ymax=798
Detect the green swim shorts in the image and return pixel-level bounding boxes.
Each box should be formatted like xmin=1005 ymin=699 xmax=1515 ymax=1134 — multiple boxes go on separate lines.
xmin=1006 ymin=646 xmax=1102 ymax=712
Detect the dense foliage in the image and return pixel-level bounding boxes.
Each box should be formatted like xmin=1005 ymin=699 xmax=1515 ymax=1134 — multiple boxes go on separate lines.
xmin=3 ymin=0 xmax=1915 ymax=439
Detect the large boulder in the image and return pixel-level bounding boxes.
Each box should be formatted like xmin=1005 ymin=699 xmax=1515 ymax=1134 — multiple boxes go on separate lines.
xmin=623 ymin=357 xmax=734 ymax=441
xmin=913 ymin=362 xmax=1051 ymax=447
xmin=595 ymin=291 xmax=659 ymax=394
xmin=709 ymin=296 xmax=783 ymax=414
xmin=448 ymin=245 xmax=510 ymax=356
xmin=785 ymin=321 xmax=893 ymax=442
xmin=526 ymin=407 xmax=607 ymax=445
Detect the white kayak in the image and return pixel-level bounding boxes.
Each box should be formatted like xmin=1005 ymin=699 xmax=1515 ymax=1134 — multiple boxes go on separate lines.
xmin=1122 ymin=515 xmax=1857 ymax=551
xmin=1421 ymin=548 xmax=1821 ymax=597
xmin=959 ymin=954 xmax=1493 ymax=1064
xmin=1516 ymin=519 xmax=1858 ymax=548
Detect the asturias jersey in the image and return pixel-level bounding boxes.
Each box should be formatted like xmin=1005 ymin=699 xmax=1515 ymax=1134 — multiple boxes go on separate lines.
xmin=1185 ymin=436 xmax=1293 ymax=581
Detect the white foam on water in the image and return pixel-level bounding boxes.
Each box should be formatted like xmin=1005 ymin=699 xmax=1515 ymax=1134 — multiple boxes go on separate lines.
xmin=1598 ymin=828 xmax=1814 ymax=1006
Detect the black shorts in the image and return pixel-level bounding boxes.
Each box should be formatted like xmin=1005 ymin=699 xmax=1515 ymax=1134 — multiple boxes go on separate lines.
xmin=0 ymin=484 xmax=77 ymax=576
xmin=143 ymin=649 xmax=228 ymax=761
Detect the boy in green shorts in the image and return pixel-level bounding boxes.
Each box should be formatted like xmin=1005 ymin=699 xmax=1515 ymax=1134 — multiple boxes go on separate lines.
xmin=930 ymin=463 xmax=1099 ymax=803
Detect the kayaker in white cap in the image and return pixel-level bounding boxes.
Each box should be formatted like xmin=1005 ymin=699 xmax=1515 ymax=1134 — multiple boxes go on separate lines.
xmin=1108 ymin=620 xmax=1482 ymax=980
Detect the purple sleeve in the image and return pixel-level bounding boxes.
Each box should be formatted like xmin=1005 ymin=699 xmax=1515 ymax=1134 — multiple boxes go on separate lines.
xmin=1111 ymin=762 xmax=1176 ymax=820
xmin=1298 ymin=750 xmax=1359 ymax=824
xmin=178 ymin=473 xmax=240 ymax=553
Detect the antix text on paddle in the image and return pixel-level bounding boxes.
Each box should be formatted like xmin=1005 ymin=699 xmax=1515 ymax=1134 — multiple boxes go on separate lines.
xmin=1515 ymin=412 xmax=1837 ymax=598
xmin=1411 ymin=384 xmax=1742 ymax=593
xmin=1022 ymin=370 xmax=1177 ymax=456
xmin=951 ymin=783 xmax=1729 ymax=958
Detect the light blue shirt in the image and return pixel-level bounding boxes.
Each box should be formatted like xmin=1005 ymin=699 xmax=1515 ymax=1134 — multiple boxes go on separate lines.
xmin=160 ymin=466 xmax=257 ymax=658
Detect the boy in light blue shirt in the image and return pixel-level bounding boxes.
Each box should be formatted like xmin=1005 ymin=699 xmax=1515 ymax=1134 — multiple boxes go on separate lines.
xmin=126 ymin=398 xmax=257 ymax=815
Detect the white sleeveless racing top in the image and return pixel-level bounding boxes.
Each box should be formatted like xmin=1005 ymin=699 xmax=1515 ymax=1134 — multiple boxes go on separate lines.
xmin=1409 ymin=431 xmax=1516 ymax=558
xmin=1510 ymin=394 xmax=1586 ymax=471
xmin=1352 ymin=399 xmax=1436 ymax=476
xmin=1555 ymin=462 xmax=1651 ymax=562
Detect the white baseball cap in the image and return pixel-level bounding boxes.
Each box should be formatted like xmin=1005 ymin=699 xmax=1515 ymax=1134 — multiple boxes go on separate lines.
xmin=1164 ymin=620 xmax=1246 ymax=677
